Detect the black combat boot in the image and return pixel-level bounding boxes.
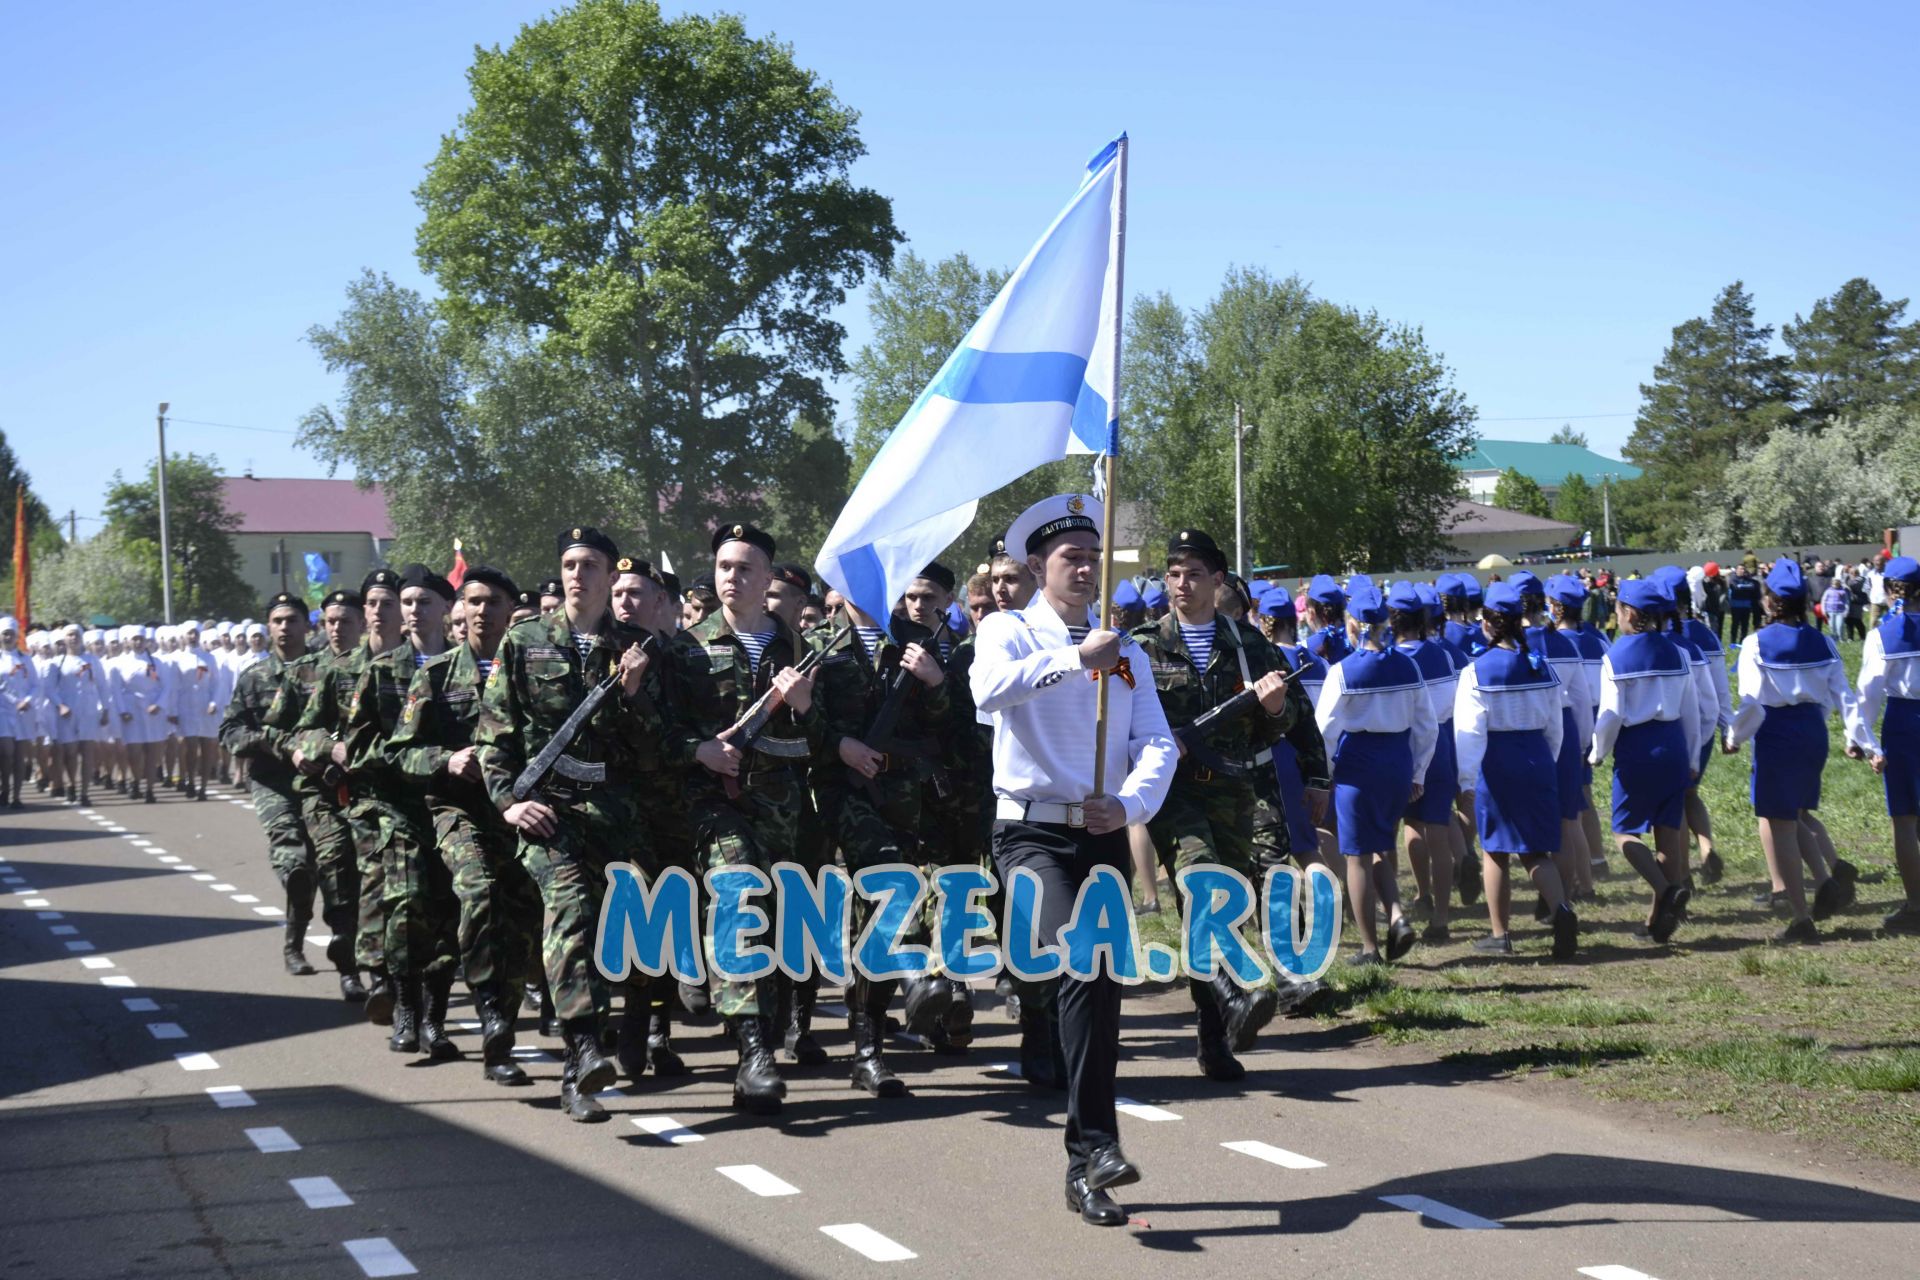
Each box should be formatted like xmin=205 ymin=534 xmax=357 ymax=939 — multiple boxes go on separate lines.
xmin=363 ymin=969 xmax=395 ymax=1026
xmin=419 ymin=969 xmax=461 ymax=1062
xmin=647 ymin=1002 xmax=688 ymax=1076
xmin=783 ymin=978 xmax=828 ymax=1066
xmin=902 ymin=972 xmax=953 ymax=1039
xmin=327 ymin=935 xmax=366 ymax=1002
xmin=475 ymin=983 xmax=528 ymax=1086
xmin=1192 ymin=981 xmax=1244 ymax=1081
xmin=1211 ymin=968 xmax=1278 ymax=1054
xmin=388 ymin=977 xmax=421 ymax=1054
xmin=616 ymin=993 xmax=651 ymax=1083
xmin=943 ymin=977 xmax=975 ymax=1050
xmin=849 ymin=1002 xmax=906 ymax=1098
xmin=729 ymin=1015 xmax=785 ymax=1114
xmin=282 ymin=867 xmax=316 ymax=976
xmin=558 ymin=1021 xmax=614 ymax=1122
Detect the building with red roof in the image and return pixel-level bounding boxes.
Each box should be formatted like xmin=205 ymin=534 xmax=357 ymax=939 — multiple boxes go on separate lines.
xmin=219 ymin=475 xmax=395 ymax=603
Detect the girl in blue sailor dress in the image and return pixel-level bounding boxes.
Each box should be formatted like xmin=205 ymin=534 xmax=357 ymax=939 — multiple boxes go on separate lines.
xmin=1723 ymin=561 xmax=1858 ymax=944
xmin=1521 ymin=574 xmax=1594 ymax=903
xmin=1314 ymin=582 xmax=1436 ymax=965
xmin=1653 ymin=565 xmax=1736 ymax=888
xmin=1302 ymin=574 xmax=1354 ymax=666
xmin=1850 ymin=555 xmax=1920 ymax=934
xmin=1256 ymin=589 xmax=1331 ymax=866
xmin=1587 ymin=578 xmax=1698 ymax=944
xmin=1453 ymin=582 xmax=1579 ymax=958
xmin=1561 ymin=584 xmax=1614 ymax=879
xmin=1390 ymin=582 xmax=1462 ymax=941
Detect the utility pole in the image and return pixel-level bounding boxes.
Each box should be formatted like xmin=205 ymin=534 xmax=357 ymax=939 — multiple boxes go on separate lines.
xmin=156 ymin=403 xmax=174 ymax=624
xmin=1233 ymin=402 xmax=1248 ymax=577
xmin=67 ymin=509 xmax=76 ymax=542
xmin=278 ymin=538 xmax=288 ymax=592
xmin=1601 ymin=473 xmax=1614 ymax=556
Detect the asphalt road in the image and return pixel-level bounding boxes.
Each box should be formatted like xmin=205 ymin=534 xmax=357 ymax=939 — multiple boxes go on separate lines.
xmin=4 ymin=783 xmax=1918 ymax=1279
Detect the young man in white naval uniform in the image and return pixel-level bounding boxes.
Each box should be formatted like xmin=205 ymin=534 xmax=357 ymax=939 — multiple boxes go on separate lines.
xmin=971 ymin=493 xmax=1176 ymax=1227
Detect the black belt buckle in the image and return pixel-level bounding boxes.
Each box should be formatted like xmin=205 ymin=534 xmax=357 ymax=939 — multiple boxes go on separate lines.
xmin=1194 ymin=765 xmax=1214 ymax=783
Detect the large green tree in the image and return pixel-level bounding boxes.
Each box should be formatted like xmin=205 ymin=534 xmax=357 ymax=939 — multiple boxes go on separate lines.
xmin=103 ymin=453 xmax=252 ymax=618
xmin=1491 ymin=467 xmax=1551 ymax=518
xmin=411 ymin=0 xmax=896 ymax=551
xmin=1125 ymin=267 xmax=1478 ymax=572
xmin=1783 ymin=277 xmax=1920 ymax=425
xmin=30 ymin=529 xmax=159 ymax=625
xmin=1623 ymin=281 xmax=1795 ymax=547
xmin=1552 ymin=470 xmax=1602 ymax=537
xmin=1548 ymin=424 xmax=1589 ymax=447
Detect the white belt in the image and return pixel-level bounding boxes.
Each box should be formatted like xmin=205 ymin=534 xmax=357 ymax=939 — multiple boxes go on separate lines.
xmin=995 ymin=796 xmax=1087 ymax=828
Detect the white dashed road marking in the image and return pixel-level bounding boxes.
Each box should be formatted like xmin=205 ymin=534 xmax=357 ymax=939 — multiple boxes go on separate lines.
xmin=49 ymin=925 xmax=78 ymax=935
xmin=821 ymin=1223 xmax=917 ymax=1262
xmin=99 ymin=975 xmax=136 ymax=988
xmin=23 ymin=897 xmax=49 ymax=907
xmin=35 ymin=911 xmax=62 ymax=919
xmin=1222 ymin=1140 xmax=1327 ymax=1170
xmin=206 ymin=1086 xmax=256 ymax=1108
xmin=1115 ymin=1098 xmax=1181 ymax=1121
xmin=344 ymin=1238 xmax=418 ymax=1277
xmin=231 ymin=894 xmax=260 ymax=904
xmin=65 ymin=940 xmax=96 ymax=953
xmin=210 ymin=884 xmax=236 ymax=892
xmin=716 ymin=1165 xmax=801 ymax=1197
xmin=290 ymin=1176 xmax=352 ymax=1208
xmin=631 ymin=1116 xmax=704 ymax=1144
xmin=1579 ymin=1268 xmax=1662 ymax=1280
xmin=253 ymin=906 xmax=283 ymax=916
xmin=81 ymin=956 xmax=115 ymax=969
xmin=191 ymin=874 xmax=215 ymax=881
xmin=175 ymin=1052 xmax=220 ymax=1071
xmin=146 ymin=1022 xmax=187 ymax=1040
xmin=1379 ymin=1195 xmax=1505 ymax=1230
xmin=245 ymin=1126 xmax=301 ymax=1153
xmin=122 ymin=997 xmax=160 ymax=1012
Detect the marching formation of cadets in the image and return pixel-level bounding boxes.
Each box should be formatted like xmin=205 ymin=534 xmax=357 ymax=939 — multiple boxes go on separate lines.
xmin=11 ymin=513 xmax=1920 ymax=1229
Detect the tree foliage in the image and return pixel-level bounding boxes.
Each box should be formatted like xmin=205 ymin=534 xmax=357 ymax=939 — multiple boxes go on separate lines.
xmin=103 ymin=453 xmax=252 ymax=618
xmin=409 ymin=0 xmax=895 ymax=553
xmin=1783 ymin=277 xmax=1920 ymax=426
xmin=30 ymin=528 xmax=159 ymax=625
xmin=1490 ymin=467 xmax=1551 ymax=519
xmin=1548 ymin=424 xmax=1589 ymax=447
xmin=1552 ymin=471 xmax=1602 ymax=537
xmin=1682 ymin=408 xmax=1915 ymax=550
xmin=0 ymin=428 xmax=54 ymax=569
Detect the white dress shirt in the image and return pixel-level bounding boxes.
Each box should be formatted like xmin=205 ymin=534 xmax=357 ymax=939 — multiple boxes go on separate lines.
xmin=1726 ymin=625 xmax=1856 ymax=749
xmin=971 ymin=591 xmax=1176 ymax=828
xmin=1313 ymin=647 xmax=1439 ymax=783
xmin=1588 ymin=638 xmax=1703 ymax=766
xmin=1852 ymin=622 xmax=1920 ymax=755
xmin=1537 ymin=630 xmax=1594 ymax=755
xmin=1453 ymin=653 xmax=1564 ymax=794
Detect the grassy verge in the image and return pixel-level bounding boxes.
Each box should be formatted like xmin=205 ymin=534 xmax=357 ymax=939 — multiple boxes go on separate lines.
xmin=1138 ymin=637 xmax=1920 ymax=1169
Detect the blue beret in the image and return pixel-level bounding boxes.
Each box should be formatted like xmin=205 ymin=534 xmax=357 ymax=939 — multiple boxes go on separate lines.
xmin=1435 ymin=573 xmax=1461 ymax=597
xmin=1649 ymin=565 xmax=1688 ymax=593
xmin=1483 ymin=582 xmax=1526 ymax=617
xmin=1142 ymin=582 xmax=1168 ymax=607
xmin=1386 ymin=580 xmax=1423 ymax=613
xmin=1765 ymin=559 xmax=1806 ymax=600
xmin=1461 ymin=576 xmax=1484 ymax=604
xmin=1347 ymin=573 xmax=1376 ymax=596
xmin=1509 ymin=570 xmax=1545 ymax=597
xmin=1415 ymin=582 xmax=1444 ymax=619
xmin=1111 ymin=580 xmax=1142 ymax=608
xmin=1349 ymin=581 xmax=1387 ymax=624
xmin=1545 ymin=574 xmax=1587 ymax=609
xmin=1259 ymin=589 xmax=1296 ymax=618
xmin=1307 ymin=573 xmax=1346 ymax=607
xmin=946 ymin=602 xmax=969 ymax=632
xmin=1619 ymin=578 xmax=1672 ymax=611
xmin=1885 ymin=556 xmax=1920 ymax=586
xmin=1249 ymin=579 xmax=1274 ymax=598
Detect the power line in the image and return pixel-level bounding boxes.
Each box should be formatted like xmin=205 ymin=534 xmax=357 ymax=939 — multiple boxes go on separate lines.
xmin=1479 ymin=411 xmax=1634 ymax=422
xmin=166 ymin=415 xmax=299 ymax=436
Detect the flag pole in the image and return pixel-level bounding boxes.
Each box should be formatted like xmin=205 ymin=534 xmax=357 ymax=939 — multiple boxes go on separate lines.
xmin=1091 ymin=134 xmax=1128 ymax=799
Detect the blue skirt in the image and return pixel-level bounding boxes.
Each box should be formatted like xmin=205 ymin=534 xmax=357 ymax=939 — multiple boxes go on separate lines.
xmin=1477 ymin=729 xmax=1561 ymax=854
xmin=1266 ymin=737 xmax=1323 ymax=855
xmin=1554 ymin=707 xmax=1588 ymax=819
xmin=1405 ymin=719 xmax=1458 ymax=824
xmin=1333 ymin=730 xmax=1412 ymax=856
xmin=1883 ymin=697 xmax=1920 ymax=818
xmin=1752 ymin=702 xmax=1827 ymax=820
xmin=1611 ymin=718 xmax=1688 ymax=835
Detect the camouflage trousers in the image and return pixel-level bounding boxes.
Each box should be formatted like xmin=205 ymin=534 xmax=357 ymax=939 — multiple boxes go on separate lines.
xmin=435 ymin=805 xmax=540 ymax=993
xmin=518 ymin=790 xmax=644 ymax=1028
xmin=334 ymin=792 xmax=388 ymax=973
xmin=1146 ymin=775 xmax=1277 ymax=995
xmin=368 ymin=800 xmax=457 ymax=979
xmin=256 ymin=782 xmax=356 ymax=940
xmin=693 ymin=774 xmax=804 ymax=1019
xmin=828 ymin=778 xmax=941 ymax=1003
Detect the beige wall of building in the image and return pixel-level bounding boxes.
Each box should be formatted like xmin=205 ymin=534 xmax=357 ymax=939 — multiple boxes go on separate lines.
xmin=233 ymin=531 xmax=388 ymax=605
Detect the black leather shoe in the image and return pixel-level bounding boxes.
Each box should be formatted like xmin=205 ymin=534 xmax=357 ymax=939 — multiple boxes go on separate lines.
xmin=1649 ymin=885 xmax=1689 ymax=943
xmin=1882 ymin=902 xmax=1920 ymax=936
xmin=1065 ymin=1177 xmax=1126 ymax=1227
xmin=1085 ymin=1143 xmax=1141 ymax=1192
xmin=1698 ymin=850 xmax=1724 ymax=884
xmin=1551 ymin=904 xmax=1579 ymax=960
xmin=338 ymin=971 xmax=368 ymax=1002
xmin=1385 ymin=917 xmax=1417 ymax=962
xmin=1773 ymin=917 xmax=1820 ymax=946
xmin=1811 ymin=876 xmax=1843 ymax=921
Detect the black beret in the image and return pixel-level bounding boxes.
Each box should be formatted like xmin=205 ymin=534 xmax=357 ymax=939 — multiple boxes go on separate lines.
xmin=987 ymin=535 xmax=1012 ymax=561
xmin=914 ymin=562 xmax=956 ymax=592
xmin=712 ymin=521 xmax=776 ymax=560
xmin=1166 ymin=528 xmax=1227 ymax=573
xmin=659 ymin=570 xmax=682 ymax=600
xmin=396 ymin=563 xmax=455 ymax=602
xmin=461 ymin=565 xmax=517 ymax=598
xmin=538 ymin=579 xmax=564 ymax=600
xmin=771 ymin=562 xmax=812 ymax=592
xmin=613 ymin=556 xmax=665 ymax=588
xmin=557 ymin=525 xmax=619 ymax=563
xmin=320 ymin=589 xmax=363 ymax=611
xmin=513 ymin=590 xmax=539 ymax=610
xmin=266 ymin=592 xmax=306 ymax=616
xmin=361 ymin=567 xmax=400 ymax=596
xmin=691 ymin=572 xmax=716 ymax=595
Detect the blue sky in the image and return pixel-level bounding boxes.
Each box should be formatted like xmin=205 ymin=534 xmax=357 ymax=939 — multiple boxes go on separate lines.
xmin=4 ymin=0 xmax=1914 ymax=534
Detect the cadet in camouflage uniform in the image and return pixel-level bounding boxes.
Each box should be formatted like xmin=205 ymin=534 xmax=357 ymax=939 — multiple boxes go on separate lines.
xmin=475 ymin=527 xmax=667 ymax=1124
xmin=811 ymin=594 xmax=952 ymax=1096
xmin=672 ymin=522 xmax=824 ymax=1116
xmin=341 ymin=564 xmax=460 ymax=1063
xmin=1135 ymin=529 xmax=1304 ymax=1081
xmin=382 ymin=565 xmax=543 ymax=1086
xmin=292 ymin=571 xmax=405 ymax=1026
xmin=218 ymin=592 xmax=362 ymax=996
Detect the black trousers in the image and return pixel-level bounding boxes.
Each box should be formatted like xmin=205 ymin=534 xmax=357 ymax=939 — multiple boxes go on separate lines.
xmin=1729 ymin=609 xmax=1755 ymax=646
xmin=992 ymin=818 xmax=1131 ymax=1179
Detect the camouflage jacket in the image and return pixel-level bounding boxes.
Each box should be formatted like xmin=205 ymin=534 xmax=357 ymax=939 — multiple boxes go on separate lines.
xmin=218 ymin=652 xmax=295 ymax=790
xmin=277 ymin=647 xmax=362 ymax=800
xmin=1132 ymin=613 xmax=1307 ymax=784
xmin=938 ymin=631 xmax=992 ymax=794
xmin=474 ymin=610 xmax=676 ymax=814
xmin=379 ymin=644 xmax=497 ymax=825
xmin=809 ymin=617 xmax=951 ymax=806
xmin=673 ymin=611 xmax=826 ymax=807
xmin=340 ymin=639 xmax=436 ymax=824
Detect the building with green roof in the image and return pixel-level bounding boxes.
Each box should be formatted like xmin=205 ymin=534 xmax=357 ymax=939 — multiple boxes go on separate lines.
xmin=1452 ymin=439 xmax=1640 ymax=504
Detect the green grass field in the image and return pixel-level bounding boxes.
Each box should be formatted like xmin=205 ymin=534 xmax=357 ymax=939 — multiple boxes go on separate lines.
xmin=1139 ymin=636 xmax=1920 ymax=1168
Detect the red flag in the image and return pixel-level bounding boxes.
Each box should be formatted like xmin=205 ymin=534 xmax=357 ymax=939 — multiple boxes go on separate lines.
xmin=448 ymin=537 xmax=467 ymax=590
xmin=12 ymin=486 xmax=27 ymax=627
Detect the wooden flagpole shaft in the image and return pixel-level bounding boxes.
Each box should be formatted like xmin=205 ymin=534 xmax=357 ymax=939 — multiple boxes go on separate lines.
xmin=1089 ymin=134 xmax=1128 ymax=802
xmin=1091 ymin=450 xmax=1120 ymax=798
